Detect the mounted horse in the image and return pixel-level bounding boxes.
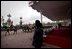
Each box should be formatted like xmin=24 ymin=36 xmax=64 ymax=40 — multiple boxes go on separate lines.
xmin=22 ymin=25 xmax=32 ymax=32
xmin=3 ymin=25 xmax=18 ymax=36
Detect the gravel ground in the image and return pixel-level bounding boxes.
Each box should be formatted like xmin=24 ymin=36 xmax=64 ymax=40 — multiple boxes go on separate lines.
xmin=1 ymin=29 xmax=60 ymax=48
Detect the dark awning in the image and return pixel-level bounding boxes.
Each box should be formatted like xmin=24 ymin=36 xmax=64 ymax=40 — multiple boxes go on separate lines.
xmin=30 ymin=1 xmax=71 ymax=21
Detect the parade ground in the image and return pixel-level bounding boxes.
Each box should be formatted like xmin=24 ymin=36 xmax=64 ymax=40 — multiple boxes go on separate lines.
xmin=1 ymin=29 xmax=60 ymax=48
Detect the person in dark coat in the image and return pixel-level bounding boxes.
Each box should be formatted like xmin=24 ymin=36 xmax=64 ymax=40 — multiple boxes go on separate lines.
xmin=58 ymin=23 xmax=61 ymax=29
xmin=32 ymin=20 xmax=43 ymax=48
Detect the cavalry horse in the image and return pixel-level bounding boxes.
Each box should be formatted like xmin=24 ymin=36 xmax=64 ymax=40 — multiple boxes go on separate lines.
xmin=3 ymin=25 xmax=18 ymax=36
xmin=22 ymin=25 xmax=32 ymax=32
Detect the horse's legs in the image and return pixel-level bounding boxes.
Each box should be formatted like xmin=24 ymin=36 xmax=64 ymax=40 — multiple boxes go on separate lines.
xmin=5 ymin=31 xmax=7 ymax=36
xmin=30 ymin=29 xmax=32 ymax=32
xmin=16 ymin=30 xmax=17 ymax=34
xmin=28 ymin=29 xmax=30 ymax=31
xmin=13 ymin=30 xmax=15 ymax=35
xmin=8 ymin=31 xmax=10 ymax=35
xmin=5 ymin=31 xmax=10 ymax=36
xmin=25 ymin=29 xmax=26 ymax=32
xmin=28 ymin=28 xmax=29 ymax=32
xmin=27 ymin=29 xmax=29 ymax=32
xmin=27 ymin=29 xmax=28 ymax=33
xmin=22 ymin=29 xmax=24 ymax=33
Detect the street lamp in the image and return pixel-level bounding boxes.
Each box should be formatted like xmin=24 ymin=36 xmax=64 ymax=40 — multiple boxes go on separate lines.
xmin=20 ymin=17 xmax=23 ymax=28
xmin=20 ymin=17 xmax=22 ymax=19
xmin=7 ymin=14 xmax=12 ymax=27
xmin=7 ymin=14 xmax=11 ymax=19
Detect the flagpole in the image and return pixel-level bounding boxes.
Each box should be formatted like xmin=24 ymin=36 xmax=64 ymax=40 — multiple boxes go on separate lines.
xmin=40 ymin=11 xmax=42 ymax=24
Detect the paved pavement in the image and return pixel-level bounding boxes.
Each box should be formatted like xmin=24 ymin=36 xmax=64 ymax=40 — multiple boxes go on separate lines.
xmin=1 ymin=29 xmax=60 ymax=48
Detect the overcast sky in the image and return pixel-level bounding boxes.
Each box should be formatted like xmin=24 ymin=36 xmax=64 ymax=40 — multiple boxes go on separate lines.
xmin=1 ymin=1 xmax=53 ymax=25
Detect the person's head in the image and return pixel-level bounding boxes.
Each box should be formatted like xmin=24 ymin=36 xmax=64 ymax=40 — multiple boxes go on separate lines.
xmin=35 ymin=20 xmax=40 ymax=28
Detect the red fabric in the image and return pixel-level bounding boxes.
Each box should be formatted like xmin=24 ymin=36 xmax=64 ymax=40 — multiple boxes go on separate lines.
xmin=50 ymin=29 xmax=71 ymax=37
xmin=43 ymin=29 xmax=71 ymax=48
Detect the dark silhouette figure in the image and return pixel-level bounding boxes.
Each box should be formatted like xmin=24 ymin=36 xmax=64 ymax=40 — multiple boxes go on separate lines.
xmin=58 ymin=23 xmax=61 ymax=29
xmin=32 ymin=20 xmax=43 ymax=48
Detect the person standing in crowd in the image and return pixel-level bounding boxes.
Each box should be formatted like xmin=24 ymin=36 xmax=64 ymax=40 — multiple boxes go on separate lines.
xmin=32 ymin=20 xmax=43 ymax=48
